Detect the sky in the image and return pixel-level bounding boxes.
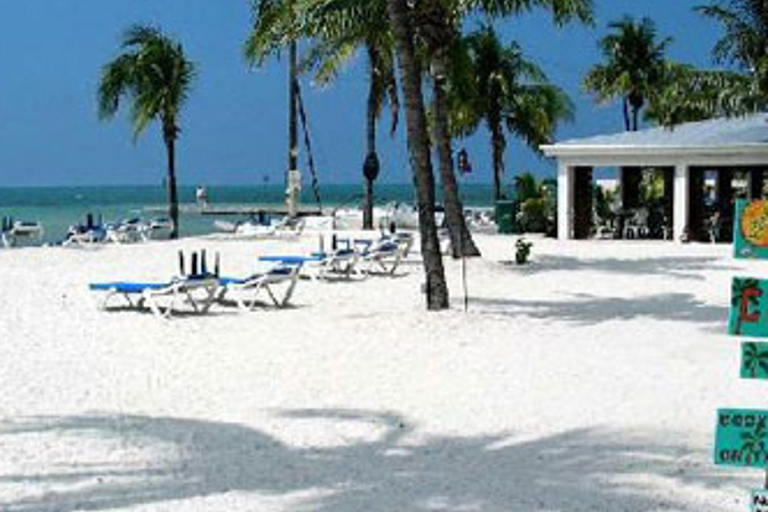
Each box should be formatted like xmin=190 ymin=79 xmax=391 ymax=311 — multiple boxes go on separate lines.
xmin=0 ymin=0 xmax=726 ymax=187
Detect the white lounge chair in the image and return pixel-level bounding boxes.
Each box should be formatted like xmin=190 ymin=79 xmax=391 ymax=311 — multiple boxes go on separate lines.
xmin=259 ymin=247 xmax=360 ymax=281
xmin=217 ymin=263 xmax=303 ymax=310
xmin=355 ymin=234 xmax=413 ymax=275
xmin=89 ymin=275 xmax=220 ymax=318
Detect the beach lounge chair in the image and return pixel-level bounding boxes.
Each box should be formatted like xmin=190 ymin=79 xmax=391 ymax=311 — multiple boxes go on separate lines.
xmin=64 ymin=214 xmax=108 ymax=247
xmin=353 ymin=233 xmax=413 ymax=275
xmin=106 ymin=218 xmax=149 ymax=244
xmin=259 ymin=246 xmax=360 ymax=281
xmin=217 ymin=262 xmax=303 ymax=310
xmin=1 ymin=217 xmax=45 ymax=248
xmin=89 ymin=250 xmax=221 ymax=318
xmin=89 ymin=276 xmax=220 ymax=318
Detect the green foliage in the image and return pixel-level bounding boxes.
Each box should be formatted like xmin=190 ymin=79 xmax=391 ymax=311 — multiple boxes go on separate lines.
xmin=98 ymin=25 xmax=195 ymax=141
xmin=583 ymin=16 xmax=670 ymax=130
xmin=512 ymin=172 xmax=556 ymax=233
xmin=449 ymin=25 xmax=572 ymax=200
xmin=645 ymin=62 xmax=768 ymax=126
xmin=450 ymin=25 xmax=573 ymax=145
xmin=515 ymin=238 xmax=533 ymax=265
xmin=594 ymin=184 xmax=618 ymax=226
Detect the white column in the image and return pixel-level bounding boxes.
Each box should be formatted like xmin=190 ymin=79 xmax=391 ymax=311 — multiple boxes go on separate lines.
xmin=558 ymin=163 xmax=574 ymax=240
xmin=673 ymin=164 xmax=689 ymax=243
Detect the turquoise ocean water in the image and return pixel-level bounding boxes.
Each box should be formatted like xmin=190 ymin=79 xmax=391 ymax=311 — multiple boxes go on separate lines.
xmin=0 ymin=184 xmax=500 ymax=243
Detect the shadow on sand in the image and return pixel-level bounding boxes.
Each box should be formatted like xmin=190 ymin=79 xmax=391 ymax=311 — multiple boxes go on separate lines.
xmin=0 ymin=410 xmax=746 ymax=512
xmin=505 ymin=255 xmax=737 ymax=281
xmin=471 ymin=293 xmax=727 ymax=326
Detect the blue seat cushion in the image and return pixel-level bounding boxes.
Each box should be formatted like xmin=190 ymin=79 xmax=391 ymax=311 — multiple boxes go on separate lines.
xmin=260 ymin=255 xmax=318 ymax=264
xmin=89 ymin=282 xmax=168 ymax=294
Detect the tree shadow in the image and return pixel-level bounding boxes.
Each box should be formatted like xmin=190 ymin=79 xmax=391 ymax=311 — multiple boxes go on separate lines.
xmin=471 ymin=293 xmax=727 ymax=326
xmin=0 ymin=410 xmax=748 ymax=512
xmin=506 ymin=255 xmax=737 ymax=281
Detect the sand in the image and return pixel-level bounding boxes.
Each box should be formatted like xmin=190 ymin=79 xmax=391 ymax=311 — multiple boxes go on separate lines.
xmin=0 ymin=233 xmax=760 ymax=511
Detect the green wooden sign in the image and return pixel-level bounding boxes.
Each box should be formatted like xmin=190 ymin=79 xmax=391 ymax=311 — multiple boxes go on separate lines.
xmin=735 ymin=199 xmax=768 ymax=260
xmin=715 ymin=409 xmax=768 ymax=468
xmin=728 ymin=277 xmax=768 ymax=338
xmin=742 ymin=343 xmax=768 ymax=379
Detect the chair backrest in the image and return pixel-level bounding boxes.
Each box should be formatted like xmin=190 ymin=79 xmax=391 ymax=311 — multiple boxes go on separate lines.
xmin=179 ymin=249 xmax=221 ymax=278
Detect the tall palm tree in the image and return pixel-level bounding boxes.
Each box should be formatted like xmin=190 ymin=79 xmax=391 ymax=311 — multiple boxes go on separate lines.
xmin=98 ymin=25 xmax=195 ymax=239
xmin=584 ymin=16 xmax=670 ymax=131
xmin=299 ymin=0 xmax=399 ymax=231
xmin=413 ymin=0 xmax=590 ymax=255
xmin=387 ymin=0 xmax=449 ymax=310
xmin=254 ymin=0 xmax=480 ymax=256
xmin=450 ymin=25 xmax=573 ymax=202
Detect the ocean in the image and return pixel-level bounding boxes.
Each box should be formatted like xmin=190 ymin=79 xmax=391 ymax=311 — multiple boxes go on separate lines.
xmin=0 ymin=183 xmax=502 ymax=243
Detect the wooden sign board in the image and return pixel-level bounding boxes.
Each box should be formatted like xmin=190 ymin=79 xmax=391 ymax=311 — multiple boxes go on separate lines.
xmin=742 ymin=343 xmax=768 ymax=379
xmin=728 ymin=277 xmax=768 ymax=338
xmin=753 ymin=490 xmax=768 ymax=512
xmin=715 ymin=409 xmax=768 ymax=468
xmin=735 ymin=199 xmax=768 ymax=260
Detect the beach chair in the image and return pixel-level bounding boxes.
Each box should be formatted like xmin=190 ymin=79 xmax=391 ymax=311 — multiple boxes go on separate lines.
xmin=106 ymin=218 xmax=149 ymax=244
xmin=354 ymin=233 xmax=413 ymax=275
xmin=89 ymin=276 xmax=220 ymax=318
xmin=217 ymin=262 xmax=303 ymax=310
xmin=259 ymin=246 xmax=360 ymax=281
xmin=89 ymin=250 xmax=221 ymax=318
xmin=1 ymin=217 xmax=45 ymax=248
xmin=64 ymin=213 xmax=108 ymax=247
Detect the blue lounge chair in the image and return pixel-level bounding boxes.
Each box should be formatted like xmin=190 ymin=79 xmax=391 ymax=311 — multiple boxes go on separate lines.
xmin=90 ymin=276 xmax=220 ymax=318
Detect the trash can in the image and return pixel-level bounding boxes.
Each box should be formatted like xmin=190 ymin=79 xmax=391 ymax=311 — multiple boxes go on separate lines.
xmin=495 ymin=200 xmax=516 ymax=234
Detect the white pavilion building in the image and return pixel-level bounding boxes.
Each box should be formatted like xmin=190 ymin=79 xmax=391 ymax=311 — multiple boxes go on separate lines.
xmin=542 ymin=114 xmax=768 ymax=242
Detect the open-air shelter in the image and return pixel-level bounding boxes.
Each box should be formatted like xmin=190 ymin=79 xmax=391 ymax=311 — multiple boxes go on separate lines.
xmin=542 ymin=114 xmax=768 ymax=242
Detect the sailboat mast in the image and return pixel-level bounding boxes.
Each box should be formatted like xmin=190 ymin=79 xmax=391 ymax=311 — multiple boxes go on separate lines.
xmin=286 ymin=39 xmax=300 ymax=218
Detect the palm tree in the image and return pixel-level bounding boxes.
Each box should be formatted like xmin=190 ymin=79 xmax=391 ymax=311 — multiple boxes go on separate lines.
xmin=298 ymin=0 xmax=399 ymax=231
xmin=740 ymin=421 xmax=767 ymax=465
xmin=645 ymin=63 xmax=764 ymax=126
xmin=450 ymin=25 xmax=573 ymax=202
xmin=257 ymin=0 xmax=481 ymax=256
xmin=387 ymin=0 xmax=449 ymax=310
xmin=742 ymin=342 xmax=768 ymax=378
xmin=584 ymin=16 xmax=670 ymax=131
xmin=696 ymin=0 xmax=768 ymax=74
xmin=98 ymin=25 xmax=195 ymax=239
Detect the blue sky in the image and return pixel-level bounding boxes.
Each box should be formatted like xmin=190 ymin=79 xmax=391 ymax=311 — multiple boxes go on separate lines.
xmin=0 ymin=0 xmax=724 ymax=187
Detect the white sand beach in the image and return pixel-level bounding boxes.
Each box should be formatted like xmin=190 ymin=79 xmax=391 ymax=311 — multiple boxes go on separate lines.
xmin=0 ymin=234 xmax=761 ymax=511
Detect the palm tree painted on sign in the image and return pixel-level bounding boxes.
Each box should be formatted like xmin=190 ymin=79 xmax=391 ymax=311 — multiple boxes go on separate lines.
xmin=731 ymin=278 xmax=761 ymax=335
xmin=742 ymin=342 xmax=768 ymax=378
xmin=98 ymin=25 xmax=195 ymax=240
xmin=583 ymin=16 xmax=670 ymax=132
xmin=740 ymin=421 xmax=767 ymax=465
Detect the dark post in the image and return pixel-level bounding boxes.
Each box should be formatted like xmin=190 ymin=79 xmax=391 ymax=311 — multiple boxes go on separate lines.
xmin=573 ymin=167 xmax=594 ymax=240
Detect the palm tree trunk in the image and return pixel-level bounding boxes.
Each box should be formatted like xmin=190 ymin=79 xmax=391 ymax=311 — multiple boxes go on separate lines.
xmin=363 ymin=70 xmax=378 ymax=231
xmin=431 ymin=57 xmax=481 ymax=258
xmin=490 ymin=121 xmax=506 ymax=201
xmin=164 ymin=132 xmax=179 ymax=240
xmin=387 ymin=0 xmax=449 ymax=310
